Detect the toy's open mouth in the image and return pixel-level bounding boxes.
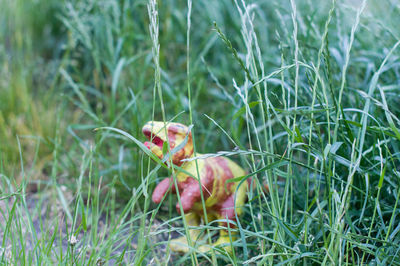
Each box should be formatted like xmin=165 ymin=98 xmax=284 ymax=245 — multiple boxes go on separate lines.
xmin=143 ymin=130 xmax=164 ymax=150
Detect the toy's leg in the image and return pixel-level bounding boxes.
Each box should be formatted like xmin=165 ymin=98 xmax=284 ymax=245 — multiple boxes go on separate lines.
xmin=215 ymin=195 xmax=238 ymax=253
xmin=199 ymin=184 xmax=248 ymax=254
xmin=207 ymin=221 xmax=236 ymax=255
xmin=169 ymin=212 xmax=201 ymax=253
xmin=197 ymin=196 xmax=238 ymax=254
xmin=234 ymin=180 xmax=248 ymax=216
xmin=213 ymin=183 xmax=248 ymax=253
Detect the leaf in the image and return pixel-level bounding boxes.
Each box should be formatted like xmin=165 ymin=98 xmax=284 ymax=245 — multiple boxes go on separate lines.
xmin=274 ymin=107 xmax=332 ymax=115
xmin=80 ymin=199 xmax=87 ymax=231
xmin=226 ymin=160 xmax=288 ymax=184
xmin=343 ymin=119 xmax=396 ymax=138
xmin=275 ymin=219 xmax=299 ymax=241
xmin=162 ymin=141 xmax=168 ymax=156
xmin=378 ymin=86 xmax=400 ymax=141
xmin=294 ymin=125 xmax=303 ymax=143
xmin=56 ymin=185 xmax=73 ymax=221
xmin=112 ymin=57 xmax=126 ymax=98
xmin=323 ymin=144 xmax=331 ymax=160
xmin=232 ymin=101 xmax=260 ymax=120
xmin=96 ymin=127 xmax=167 ymax=170
xmin=330 ymin=142 xmax=343 ymax=154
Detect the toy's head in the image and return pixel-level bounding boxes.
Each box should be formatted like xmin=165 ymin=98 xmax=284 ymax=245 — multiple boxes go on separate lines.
xmin=142 ymin=121 xmax=193 ymax=166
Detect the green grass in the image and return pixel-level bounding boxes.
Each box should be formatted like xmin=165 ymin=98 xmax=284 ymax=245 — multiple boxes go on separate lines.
xmin=1 ymin=0 xmax=400 ymax=264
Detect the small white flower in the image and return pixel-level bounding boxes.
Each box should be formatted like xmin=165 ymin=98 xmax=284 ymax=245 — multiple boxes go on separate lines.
xmin=96 ymin=258 xmax=106 ymax=265
xmin=1 ymin=246 xmax=12 ymax=262
xmin=299 ymin=230 xmax=305 ymax=241
xmin=308 ymin=234 xmax=315 ymax=243
xmin=68 ymin=235 xmax=79 ymax=246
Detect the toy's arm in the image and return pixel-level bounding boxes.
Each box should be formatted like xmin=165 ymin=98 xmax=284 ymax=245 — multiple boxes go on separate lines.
xmin=178 ymin=182 xmax=201 ymax=212
xmin=177 ymin=177 xmax=213 ymax=213
xmin=152 ymin=177 xmax=176 ymax=203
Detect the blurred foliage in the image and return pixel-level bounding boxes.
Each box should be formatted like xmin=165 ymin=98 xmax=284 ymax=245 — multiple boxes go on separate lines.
xmin=0 ymin=0 xmax=68 ymax=176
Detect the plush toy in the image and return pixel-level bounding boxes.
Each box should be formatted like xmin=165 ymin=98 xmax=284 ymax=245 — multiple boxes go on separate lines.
xmin=143 ymin=121 xmax=249 ymax=253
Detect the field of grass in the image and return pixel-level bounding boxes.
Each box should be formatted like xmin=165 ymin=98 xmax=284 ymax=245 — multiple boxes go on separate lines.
xmin=1 ymin=0 xmax=400 ymax=264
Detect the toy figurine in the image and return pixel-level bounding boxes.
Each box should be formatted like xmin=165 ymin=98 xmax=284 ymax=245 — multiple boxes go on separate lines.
xmin=143 ymin=121 xmax=249 ymax=253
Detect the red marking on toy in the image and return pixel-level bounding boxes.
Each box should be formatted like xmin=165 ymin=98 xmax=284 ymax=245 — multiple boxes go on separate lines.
xmin=167 ymin=132 xmax=176 ymax=148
